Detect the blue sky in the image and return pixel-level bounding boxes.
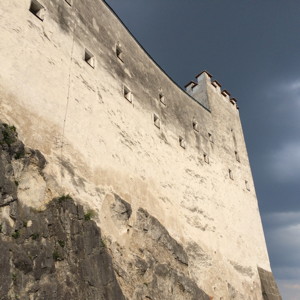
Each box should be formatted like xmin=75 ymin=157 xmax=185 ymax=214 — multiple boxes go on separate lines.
xmin=107 ymin=1 xmax=300 ymax=299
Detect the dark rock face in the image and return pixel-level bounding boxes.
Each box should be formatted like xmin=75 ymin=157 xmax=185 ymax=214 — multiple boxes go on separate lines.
xmin=131 ymin=262 xmax=210 ymax=300
xmin=109 ymin=198 xmax=210 ymax=300
xmin=0 ymin=123 xmax=45 ymax=208
xmin=0 ymin=124 xmax=21 ymax=207
xmin=136 ymin=208 xmax=189 ymax=266
xmin=258 ymin=267 xmax=282 ymax=300
xmin=0 ymin=121 xmax=125 ymax=300
xmin=111 ymin=193 xmax=132 ymax=222
xmin=0 ymin=197 xmax=125 ymax=300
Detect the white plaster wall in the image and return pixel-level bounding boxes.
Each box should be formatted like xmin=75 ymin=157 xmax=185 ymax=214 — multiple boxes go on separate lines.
xmin=0 ymin=0 xmax=271 ymax=298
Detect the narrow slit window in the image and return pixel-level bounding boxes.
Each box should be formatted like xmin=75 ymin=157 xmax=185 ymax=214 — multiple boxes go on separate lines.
xmin=245 ymin=180 xmax=250 ymax=191
xmin=193 ymin=121 xmax=199 ymax=132
xmin=116 ymin=45 xmax=123 ymax=61
xmin=179 ymin=137 xmax=186 ymax=149
xmin=231 ymin=128 xmax=237 ymax=148
xmin=159 ymin=93 xmax=166 ymax=105
xmin=29 ymin=0 xmax=46 ymax=21
xmin=208 ymin=132 xmax=214 ymax=143
xmin=65 ymin=0 xmax=73 ymax=6
xmin=153 ymin=114 xmax=160 ymax=129
xmin=84 ymin=49 xmax=95 ymax=68
xmin=204 ymin=153 xmax=209 ymax=164
xmin=123 ymin=86 xmax=132 ymax=103
xmin=235 ymin=151 xmax=240 ymax=162
xmin=229 ymin=169 xmax=234 ymax=180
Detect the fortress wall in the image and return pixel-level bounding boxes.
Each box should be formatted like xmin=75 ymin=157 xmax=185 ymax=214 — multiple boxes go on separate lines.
xmin=0 ymin=0 xmax=273 ymax=298
xmin=205 ymin=74 xmax=271 ymax=269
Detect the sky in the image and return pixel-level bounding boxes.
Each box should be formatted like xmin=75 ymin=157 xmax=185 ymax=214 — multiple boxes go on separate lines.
xmin=106 ymin=1 xmax=300 ymax=299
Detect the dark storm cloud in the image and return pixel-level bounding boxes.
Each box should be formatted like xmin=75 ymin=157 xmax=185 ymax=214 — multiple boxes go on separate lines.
xmin=107 ymin=1 xmax=300 ymax=299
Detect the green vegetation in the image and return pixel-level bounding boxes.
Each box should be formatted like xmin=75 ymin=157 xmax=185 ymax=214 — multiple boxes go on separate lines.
xmin=84 ymin=210 xmax=95 ymax=221
xmin=52 ymin=250 xmax=63 ymax=261
xmin=8 ymin=125 xmax=16 ymax=132
xmin=31 ymin=233 xmax=39 ymax=240
xmin=58 ymin=240 xmax=65 ymax=248
xmin=58 ymin=194 xmax=72 ymax=203
xmin=12 ymin=273 xmax=17 ymax=282
xmin=12 ymin=230 xmax=20 ymax=239
xmin=1 ymin=124 xmax=16 ymax=146
xmin=0 ymin=124 xmax=24 ymax=158
xmin=100 ymin=239 xmax=106 ymax=248
xmin=14 ymin=150 xmax=25 ymax=160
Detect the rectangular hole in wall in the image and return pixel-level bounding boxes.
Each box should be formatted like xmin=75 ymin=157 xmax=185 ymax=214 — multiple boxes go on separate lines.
xmin=116 ymin=45 xmax=123 ymax=62
xmin=204 ymin=153 xmax=209 ymax=164
xmin=159 ymin=93 xmax=166 ymax=105
xmin=29 ymin=0 xmax=46 ymax=21
xmin=193 ymin=121 xmax=199 ymax=132
xmin=229 ymin=169 xmax=234 ymax=180
xmin=153 ymin=113 xmax=160 ymax=129
xmin=245 ymin=180 xmax=250 ymax=191
xmin=231 ymin=128 xmax=237 ymax=148
xmin=123 ymin=86 xmax=132 ymax=103
xmin=84 ymin=49 xmax=95 ymax=68
xmin=65 ymin=0 xmax=73 ymax=6
xmin=235 ymin=151 xmax=240 ymax=162
xmin=179 ymin=137 xmax=186 ymax=149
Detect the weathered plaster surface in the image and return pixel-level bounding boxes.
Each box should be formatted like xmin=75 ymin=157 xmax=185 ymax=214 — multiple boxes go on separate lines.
xmin=0 ymin=0 xmax=280 ymax=298
xmin=0 ymin=122 xmax=209 ymax=299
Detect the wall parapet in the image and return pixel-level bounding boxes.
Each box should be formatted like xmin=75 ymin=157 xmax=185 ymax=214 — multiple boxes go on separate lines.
xmin=185 ymin=71 xmax=239 ymax=110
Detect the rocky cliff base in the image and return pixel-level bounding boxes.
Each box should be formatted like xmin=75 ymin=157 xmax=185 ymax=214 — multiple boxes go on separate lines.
xmin=0 ymin=122 xmax=211 ymax=299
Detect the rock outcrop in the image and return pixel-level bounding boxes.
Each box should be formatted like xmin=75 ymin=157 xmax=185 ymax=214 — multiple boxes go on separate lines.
xmin=0 ymin=122 xmax=125 ymax=300
xmin=0 ymin=121 xmax=210 ymax=299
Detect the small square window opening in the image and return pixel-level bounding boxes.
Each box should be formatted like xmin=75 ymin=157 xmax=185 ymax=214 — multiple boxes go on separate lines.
xmin=116 ymin=46 xmax=123 ymax=61
xmin=123 ymin=86 xmax=132 ymax=103
xmin=179 ymin=137 xmax=186 ymax=149
xmin=29 ymin=0 xmax=46 ymax=21
xmin=245 ymin=180 xmax=250 ymax=191
xmin=193 ymin=121 xmax=199 ymax=132
xmin=153 ymin=114 xmax=161 ymax=129
xmin=84 ymin=49 xmax=95 ymax=68
xmin=235 ymin=151 xmax=240 ymax=162
xmin=204 ymin=153 xmax=209 ymax=164
xmin=159 ymin=93 xmax=166 ymax=105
